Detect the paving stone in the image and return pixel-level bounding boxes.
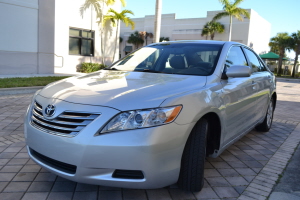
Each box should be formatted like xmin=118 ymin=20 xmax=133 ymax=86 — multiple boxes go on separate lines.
xmin=21 ymin=192 xmax=48 ymax=200
xmin=242 ymin=161 xmax=264 ymax=168
xmin=210 ymin=161 xmax=231 ymax=169
xmin=235 ymin=168 xmax=256 ymax=176
xmin=75 ymin=183 xmax=98 ymax=191
xmin=0 ymin=181 xmax=8 ymax=192
xmin=28 ymin=181 xmax=53 ymax=192
xmin=193 ymin=187 xmax=219 ymax=199
xmin=0 ymin=192 xmax=24 ymax=200
xmin=123 ymin=189 xmax=148 ymax=200
xmin=47 ymin=192 xmax=73 ymax=200
xmin=227 ymin=160 xmax=248 ymax=168
xmin=7 ymin=158 xmax=29 ymax=165
xmin=146 ymin=189 xmax=172 ymax=200
xmin=52 ymin=181 xmax=77 ymax=192
xmin=233 ymin=186 xmax=247 ymax=194
xmin=213 ymin=186 xmax=239 ymax=198
xmin=225 ymin=177 xmax=248 ymax=186
xmin=206 ymin=177 xmax=230 ymax=187
xmin=73 ymin=191 xmax=97 ymax=200
xmin=0 ymin=165 xmax=22 ymax=172
xmin=0 ymin=172 xmax=17 ymax=181
xmin=34 ymin=173 xmax=57 ymax=182
xmin=217 ymin=169 xmax=239 ymax=177
xmin=12 ymin=172 xmax=37 ymax=181
xmin=20 ymin=164 xmax=41 ymax=173
xmin=204 ymin=169 xmax=221 ymax=177
xmin=3 ymin=181 xmax=31 ymax=192
xmin=98 ymin=190 xmax=122 ymax=200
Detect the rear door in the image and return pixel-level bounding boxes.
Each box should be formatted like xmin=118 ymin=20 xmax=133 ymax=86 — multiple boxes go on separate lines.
xmin=242 ymin=47 xmax=272 ymax=121
xmin=220 ymin=46 xmax=258 ymax=144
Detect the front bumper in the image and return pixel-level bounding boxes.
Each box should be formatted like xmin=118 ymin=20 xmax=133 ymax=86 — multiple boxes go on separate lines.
xmin=25 ymin=96 xmax=194 ymax=189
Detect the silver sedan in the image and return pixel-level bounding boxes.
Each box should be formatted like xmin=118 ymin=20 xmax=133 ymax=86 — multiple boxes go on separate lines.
xmin=24 ymin=41 xmax=276 ymax=192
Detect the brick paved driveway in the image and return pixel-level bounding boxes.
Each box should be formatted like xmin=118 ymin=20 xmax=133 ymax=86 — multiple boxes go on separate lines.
xmin=0 ymin=78 xmax=299 ymax=200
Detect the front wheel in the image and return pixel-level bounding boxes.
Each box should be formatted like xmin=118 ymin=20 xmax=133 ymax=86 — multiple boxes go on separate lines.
xmin=256 ymin=98 xmax=274 ymax=132
xmin=177 ymin=118 xmax=208 ymax=192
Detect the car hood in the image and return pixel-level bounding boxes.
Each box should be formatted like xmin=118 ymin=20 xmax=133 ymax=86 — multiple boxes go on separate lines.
xmin=38 ymin=70 xmax=207 ymax=110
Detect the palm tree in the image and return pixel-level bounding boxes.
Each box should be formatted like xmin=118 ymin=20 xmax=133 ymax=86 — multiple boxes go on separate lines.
xmin=290 ymin=31 xmax=300 ymax=77
xmin=104 ymin=8 xmax=134 ymax=62
xmin=269 ymin=33 xmax=291 ymax=76
xmin=213 ymin=0 xmax=250 ymax=41
xmin=139 ymin=31 xmax=153 ymax=45
xmin=201 ymin=21 xmax=225 ymax=40
xmin=80 ymin=0 xmax=126 ymax=64
xmin=159 ymin=37 xmax=170 ymax=42
xmin=127 ymin=31 xmax=144 ymax=49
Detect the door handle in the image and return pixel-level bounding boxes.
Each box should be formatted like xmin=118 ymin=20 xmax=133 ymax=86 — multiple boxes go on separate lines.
xmin=252 ymin=81 xmax=256 ymax=90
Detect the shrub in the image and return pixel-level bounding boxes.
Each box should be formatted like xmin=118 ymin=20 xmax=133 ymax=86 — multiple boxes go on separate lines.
xmin=295 ymin=72 xmax=300 ymax=78
xmin=80 ymin=62 xmax=107 ymax=73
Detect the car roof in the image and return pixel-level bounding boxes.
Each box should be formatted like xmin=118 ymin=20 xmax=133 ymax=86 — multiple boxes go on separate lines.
xmin=148 ymin=40 xmax=240 ymax=46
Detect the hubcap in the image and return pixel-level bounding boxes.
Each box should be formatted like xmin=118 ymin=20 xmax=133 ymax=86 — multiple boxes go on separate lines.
xmin=267 ymin=101 xmax=273 ymax=127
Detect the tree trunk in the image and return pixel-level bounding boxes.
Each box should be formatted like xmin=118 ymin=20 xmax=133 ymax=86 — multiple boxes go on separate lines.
xmin=228 ymin=15 xmax=232 ymax=41
xmin=112 ymin=20 xmax=119 ymax=63
xmin=100 ymin=1 xmax=105 ymax=64
xmin=211 ymin=33 xmax=215 ymax=40
xmin=277 ymin=49 xmax=284 ymax=76
xmin=292 ymin=48 xmax=300 ymax=77
xmin=154 ymin=0 xmax=162 ymax=43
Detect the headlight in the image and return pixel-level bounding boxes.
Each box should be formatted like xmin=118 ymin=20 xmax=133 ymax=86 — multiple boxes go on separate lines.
xmin=99 ymin=105 xmax=182 ymax=134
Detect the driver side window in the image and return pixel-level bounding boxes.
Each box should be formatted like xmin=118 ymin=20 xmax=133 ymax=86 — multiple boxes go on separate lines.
xmin=225 ymin=46 xmax=248 ymax=71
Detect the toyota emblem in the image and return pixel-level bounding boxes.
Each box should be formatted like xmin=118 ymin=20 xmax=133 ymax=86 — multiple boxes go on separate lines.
xmin=45 ymin=104 xmax=55 ymax=117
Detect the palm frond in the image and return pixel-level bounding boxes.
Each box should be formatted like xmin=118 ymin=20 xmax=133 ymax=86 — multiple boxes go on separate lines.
xmin=232 ymin=0 xmax=246 ymax=8
xmin=120 ymin=9 xmax=134 ymax=16
xmin=219 ymin=0 xmax=230 ymax=8
xmin=212 ymin=12 xmax=229 ymax=21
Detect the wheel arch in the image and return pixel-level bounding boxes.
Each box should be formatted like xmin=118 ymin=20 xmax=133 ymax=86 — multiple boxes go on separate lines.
xmin=201 ymin=112 xmax=222 ymax=156
xmin=272 ymin=92 xmax=277 ymax=110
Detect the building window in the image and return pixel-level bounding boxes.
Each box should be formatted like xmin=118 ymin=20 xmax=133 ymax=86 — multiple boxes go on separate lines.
xmin=69 ymin=28 xmax=94 ymax=56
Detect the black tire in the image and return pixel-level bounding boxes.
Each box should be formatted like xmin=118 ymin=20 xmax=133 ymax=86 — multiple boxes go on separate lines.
xmin=177 ymin=118 xmax=208 ymax=192
xmin=256 ymin=98 xmax=274 ymax=132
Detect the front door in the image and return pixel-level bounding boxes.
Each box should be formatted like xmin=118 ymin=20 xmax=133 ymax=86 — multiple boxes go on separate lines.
xmin=220 ymin=46 xmax=258 ymax=145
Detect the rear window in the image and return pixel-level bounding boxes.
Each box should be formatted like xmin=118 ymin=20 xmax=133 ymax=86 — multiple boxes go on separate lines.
xmin=109 ymin=43 xmax=223 ymax=76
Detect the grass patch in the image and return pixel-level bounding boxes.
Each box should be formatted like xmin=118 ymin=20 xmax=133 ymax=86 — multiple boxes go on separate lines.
xmin=0 ymin=76 xmax=70 ymax=88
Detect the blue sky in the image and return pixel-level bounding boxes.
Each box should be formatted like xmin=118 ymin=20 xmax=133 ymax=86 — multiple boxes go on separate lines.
xmin=124 ymin=0 xmax=300 ymax=57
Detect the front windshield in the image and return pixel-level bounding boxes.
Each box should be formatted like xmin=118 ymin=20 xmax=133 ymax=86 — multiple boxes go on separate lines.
xmin=110 ymin=43 xmax=223 ymax=76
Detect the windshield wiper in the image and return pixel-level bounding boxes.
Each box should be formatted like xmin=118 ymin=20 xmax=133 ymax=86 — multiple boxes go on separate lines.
xmin=136 ymin=69 xmax=164 ymax=73
xmin=104 ymin=67 xmax=119 ymax=70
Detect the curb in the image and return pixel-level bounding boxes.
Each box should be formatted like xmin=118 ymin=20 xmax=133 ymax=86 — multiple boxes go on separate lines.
xmin=0 ymin=86 xmax=44 ymax=95
xmin=238 ymin=123 xmax=300 ymax=200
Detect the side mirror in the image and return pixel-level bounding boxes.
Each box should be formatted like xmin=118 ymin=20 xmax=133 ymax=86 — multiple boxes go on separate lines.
xmin=226 ymin=65 xmax=251 ymax=78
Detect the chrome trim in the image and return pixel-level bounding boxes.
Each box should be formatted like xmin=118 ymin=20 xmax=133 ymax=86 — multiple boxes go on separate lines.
xmin=30 ymin=101 xmax=101 ymax=137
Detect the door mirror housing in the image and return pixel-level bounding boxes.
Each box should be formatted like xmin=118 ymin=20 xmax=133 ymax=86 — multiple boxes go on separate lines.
xmin=226 ymin=65 xmax=252 ymax=78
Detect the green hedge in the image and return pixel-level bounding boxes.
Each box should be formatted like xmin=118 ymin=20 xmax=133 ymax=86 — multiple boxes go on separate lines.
xmin=79 ymin=62 xmax=107 ymax=73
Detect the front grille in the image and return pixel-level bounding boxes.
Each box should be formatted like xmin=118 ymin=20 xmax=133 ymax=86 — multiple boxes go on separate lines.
xmin=30 ymin=148 xmax=77 ymax=174
xmin=30 ymin=101 xmax=100 ymax=137
xmin=112 ymin=170 xmax=144 ymax=179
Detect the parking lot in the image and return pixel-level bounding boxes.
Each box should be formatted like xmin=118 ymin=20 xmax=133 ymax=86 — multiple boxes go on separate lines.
xmin=0 ymin=78 xmax=299 ymax=200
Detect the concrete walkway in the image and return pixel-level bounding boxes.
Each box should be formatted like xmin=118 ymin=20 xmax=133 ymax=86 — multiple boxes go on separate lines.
xmin=0 ymin=79 xmax=299 ymax=200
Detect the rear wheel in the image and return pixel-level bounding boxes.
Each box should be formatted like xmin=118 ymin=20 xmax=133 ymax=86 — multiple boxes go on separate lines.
xmin=256 ymin=98 xmax=274 ymax=132
xmin=177 ymin=118 xmax=208 ymax=192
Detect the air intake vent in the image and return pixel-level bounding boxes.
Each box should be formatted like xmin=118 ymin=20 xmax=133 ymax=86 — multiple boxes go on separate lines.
xmin=30 ymin=101 xmax=100 ymax=137
xmin=30 ymin=148 xmax=77 ymax=174
xmin=112 ymin=170 xmax=144 ymax=179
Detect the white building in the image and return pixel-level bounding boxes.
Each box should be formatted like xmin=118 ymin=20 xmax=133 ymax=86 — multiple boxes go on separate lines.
xmin=120 ymin=9 xmax=271 ymax=58
xmin=0 ymin=0 xmax=120 ymax=75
